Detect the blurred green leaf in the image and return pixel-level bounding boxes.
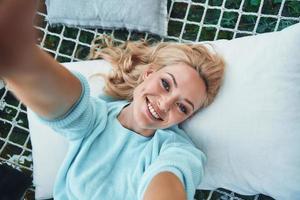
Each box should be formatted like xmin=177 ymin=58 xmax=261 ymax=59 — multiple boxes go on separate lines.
xmin=250 ymin=0 xmax=260 ymax=6
xmin=274 ymin=0 xmax=283 ymax=4
xmin=287 ymin=1 xmax=300 ymax=17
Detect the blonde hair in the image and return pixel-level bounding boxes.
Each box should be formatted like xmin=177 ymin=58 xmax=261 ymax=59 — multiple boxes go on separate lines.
xmin=88 ymin=35 xmax=225 ymax=108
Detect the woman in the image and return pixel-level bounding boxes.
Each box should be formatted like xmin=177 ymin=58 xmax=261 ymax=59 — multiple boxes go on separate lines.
xmin=0 ymin=1 xmax=225 ymax=199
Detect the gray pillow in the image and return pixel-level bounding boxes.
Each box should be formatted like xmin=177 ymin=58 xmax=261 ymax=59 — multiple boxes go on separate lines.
xmin=45 ymin=0 xmax=168 ymax=36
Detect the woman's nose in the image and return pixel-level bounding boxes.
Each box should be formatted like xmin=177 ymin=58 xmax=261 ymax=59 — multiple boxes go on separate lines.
xmin=158 ymin=96 xmax=175 ymax=113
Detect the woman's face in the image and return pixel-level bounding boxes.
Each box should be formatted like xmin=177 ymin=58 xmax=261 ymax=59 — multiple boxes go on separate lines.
xmin=128 ymin=62 xmax=206 ymax=136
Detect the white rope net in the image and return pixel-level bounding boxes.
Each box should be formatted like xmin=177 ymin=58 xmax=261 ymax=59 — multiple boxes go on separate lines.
xmin=0 ymin=0 xmax=299 ymax=199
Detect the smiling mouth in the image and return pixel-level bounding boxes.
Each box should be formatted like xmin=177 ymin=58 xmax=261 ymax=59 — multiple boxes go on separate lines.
xmin=146 ymin=97 xmax=163 ymax=121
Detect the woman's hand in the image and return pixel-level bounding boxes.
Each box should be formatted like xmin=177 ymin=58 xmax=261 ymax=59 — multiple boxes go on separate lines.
xmin=0 ymin=0 xmax=82 ymax=120
xmin=0 ymin=0 xmax=38 ymax=72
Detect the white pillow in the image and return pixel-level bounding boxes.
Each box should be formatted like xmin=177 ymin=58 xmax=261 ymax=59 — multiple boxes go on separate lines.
xmin=182 ymin=23 xmax=300 ymax=199
xmin=0 ymin=79 xmax=5 ymax=90
xmin=45 ymin=0 xmax=168 ymax=36
xmin=28 ymin=23 xmax=300 ymax=199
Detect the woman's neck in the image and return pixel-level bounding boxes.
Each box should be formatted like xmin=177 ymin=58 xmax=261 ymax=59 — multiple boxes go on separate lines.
xmin=117 ymin=103 xmax=155 ymax=137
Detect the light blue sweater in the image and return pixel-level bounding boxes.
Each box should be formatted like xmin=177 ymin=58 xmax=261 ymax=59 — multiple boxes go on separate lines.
xmin=37 ymin=71 xmax=206 ymax=200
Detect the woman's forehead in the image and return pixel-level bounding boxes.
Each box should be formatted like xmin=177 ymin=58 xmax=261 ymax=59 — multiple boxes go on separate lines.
xmin=158 ymin=63 xmax=201 ymax=85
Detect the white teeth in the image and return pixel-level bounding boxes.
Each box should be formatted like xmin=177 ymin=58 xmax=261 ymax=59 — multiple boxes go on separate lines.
xmin=147 ymin=102 xmax=160 ymax=119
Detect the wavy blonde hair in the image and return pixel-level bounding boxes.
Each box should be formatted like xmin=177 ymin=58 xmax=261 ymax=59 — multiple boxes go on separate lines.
xmin=87 ymin=35 xmax=225 ymax=108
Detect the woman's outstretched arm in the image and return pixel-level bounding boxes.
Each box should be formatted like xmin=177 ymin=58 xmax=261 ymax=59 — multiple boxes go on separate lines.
xmin=0 ymin=0 xmax=82 ymax=120
xmin=143 ymin=172 xmax=187 ymax=200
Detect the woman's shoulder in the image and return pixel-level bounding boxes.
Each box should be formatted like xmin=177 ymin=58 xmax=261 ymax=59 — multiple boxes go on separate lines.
xmin=97 ymin=94 xmax=129 ymax=115
xmin=155 ymin=125 xmax=196 ymax=147
xmin=155 ymin=126 xmax=207 ymax=164
xmin=167 ymin=125 xmax=193 ymax=141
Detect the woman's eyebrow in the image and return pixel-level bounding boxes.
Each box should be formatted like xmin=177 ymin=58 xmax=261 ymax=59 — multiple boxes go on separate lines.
xmin=166 ymin=72 xmax=194 ymax=111
xmin=184 ymin=98 xmax=194 ymax=111
xmin=166 ymin=72 xmax=177 ymax=87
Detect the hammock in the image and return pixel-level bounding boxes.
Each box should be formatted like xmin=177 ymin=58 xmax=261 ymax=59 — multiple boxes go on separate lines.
xmin=0 ymin=0 xmax=299 ymax=199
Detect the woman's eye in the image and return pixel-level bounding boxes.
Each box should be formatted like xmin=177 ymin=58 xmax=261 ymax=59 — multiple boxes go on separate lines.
xmin=161 ymin=79 xmax=170 ymax=91
xmin=177 ymin=103 xmax=188 ymax=114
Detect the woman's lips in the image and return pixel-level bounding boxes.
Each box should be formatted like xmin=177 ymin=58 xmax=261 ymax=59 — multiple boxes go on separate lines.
xmin=146 ymin=97 xmax=163 ymax=121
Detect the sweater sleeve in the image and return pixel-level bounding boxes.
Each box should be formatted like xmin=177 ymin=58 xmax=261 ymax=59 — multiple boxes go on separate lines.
xmin=34 ymin=71 xmax=108 ymax=141
xmin=137 ymin=136 xmax=207 ymax=200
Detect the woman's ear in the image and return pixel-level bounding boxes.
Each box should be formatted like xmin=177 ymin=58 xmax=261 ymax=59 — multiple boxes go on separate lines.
xmin=142 ymin=67 xmax=155 ymax=80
